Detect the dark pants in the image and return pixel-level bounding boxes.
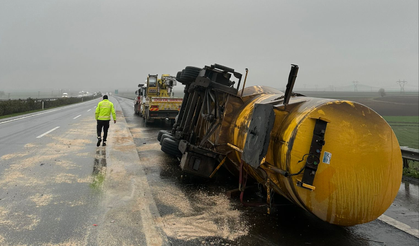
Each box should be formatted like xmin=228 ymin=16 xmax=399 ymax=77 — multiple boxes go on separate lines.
xmin=97 ymin=120 xmax=110 ymax=141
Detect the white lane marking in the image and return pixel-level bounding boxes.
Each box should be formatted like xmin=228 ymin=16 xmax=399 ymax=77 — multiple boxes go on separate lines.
xmin=87 ymin=109 xmax=91 ymax=112
xmin=73 ymin=115 xmax=81 ymax=119
xmin=378 ymin=214 xmax=419 ymax=238
xmin=0 ymin=109 xmax=60 ymax=125
xmin=36 ymin=126 xmax=60 ymax=139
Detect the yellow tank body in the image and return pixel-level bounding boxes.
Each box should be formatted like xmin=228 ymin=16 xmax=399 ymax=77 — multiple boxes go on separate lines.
xmin=229 ymin=87 xmax=402 ymax=226
xmin=170 ymin=64 xmax=403 ymax=227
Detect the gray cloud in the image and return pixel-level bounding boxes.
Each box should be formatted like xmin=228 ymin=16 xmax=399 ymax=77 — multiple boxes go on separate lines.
xmin=1 ymin=0 xmax=417 ymax=93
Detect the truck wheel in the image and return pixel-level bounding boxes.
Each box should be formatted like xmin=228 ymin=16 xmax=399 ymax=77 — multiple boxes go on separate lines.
xmin=180 ymin=66 xmax=201 ymax=83
xmin=157 ymin=130 xmax=170 ymax=141
xmin=176 ymin=71 xmax=182 ymax=81
xmin=161 ymin=138 xmax=182 ymax=157
xmin=160 ymin=133 xmax=175 ymax=145
xmin=144 ymin=109 xmax=149 ymax=125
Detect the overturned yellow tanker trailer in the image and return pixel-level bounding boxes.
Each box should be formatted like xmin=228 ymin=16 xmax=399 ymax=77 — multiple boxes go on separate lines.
xmin=158 ymin=64 xmax=402 ymax=226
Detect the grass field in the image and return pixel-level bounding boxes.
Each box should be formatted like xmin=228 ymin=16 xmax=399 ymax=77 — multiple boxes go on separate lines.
xmin=383 ymin=116 xmax=419 ymax=178
xmin=383 ymin=116 xmax=419 ymax=149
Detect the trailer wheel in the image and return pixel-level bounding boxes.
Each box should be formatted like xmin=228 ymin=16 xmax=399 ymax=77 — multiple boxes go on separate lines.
xmin=160 ymin=133 xmax=175 ymax=145
xmin=179 ymin=66 xmax=201 ymax=83
xmin=157 ymin=130 xmax=170 ymax=141
xmin=161 ymin=138 xmax=182 ymax=157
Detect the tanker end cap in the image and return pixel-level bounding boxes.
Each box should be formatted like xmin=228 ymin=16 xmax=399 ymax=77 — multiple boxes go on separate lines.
xmin=284 ymin=100 xmax=403 ymax=226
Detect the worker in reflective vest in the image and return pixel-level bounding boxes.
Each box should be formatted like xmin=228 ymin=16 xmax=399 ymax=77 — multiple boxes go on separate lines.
xmin=95 ymin=95 xmax=116 ymax=146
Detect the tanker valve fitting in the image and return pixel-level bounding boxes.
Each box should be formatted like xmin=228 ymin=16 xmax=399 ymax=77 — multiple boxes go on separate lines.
xmin=296 ymin=180 xmax=316 ymax=191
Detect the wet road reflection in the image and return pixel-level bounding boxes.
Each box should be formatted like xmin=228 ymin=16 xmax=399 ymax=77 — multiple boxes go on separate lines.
xmin=399 ymin=180 xmax=418 ymax=204
xmin=389 ymin=179 xmax=419 ymax=232
xmin=92 ymin=148 xmax=107 ymax=188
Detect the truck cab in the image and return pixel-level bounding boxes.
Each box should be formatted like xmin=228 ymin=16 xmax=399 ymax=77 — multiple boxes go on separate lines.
xmin=134 ymin=74 xmax=182 ymax=124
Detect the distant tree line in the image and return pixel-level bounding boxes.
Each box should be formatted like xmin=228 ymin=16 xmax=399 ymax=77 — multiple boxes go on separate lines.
xmin=0 ymin=95 xmax=100 ymax=117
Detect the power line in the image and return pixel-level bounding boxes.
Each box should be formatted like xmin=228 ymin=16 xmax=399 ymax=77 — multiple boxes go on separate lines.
xmin=396 ymin=80 xmax=407 ymax=93
xmin=353 ymin=81 xmax=359 ymax=92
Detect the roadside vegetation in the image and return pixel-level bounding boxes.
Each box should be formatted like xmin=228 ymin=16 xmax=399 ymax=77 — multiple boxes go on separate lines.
xmin=403 ymin=161 xmax=419 ymax=179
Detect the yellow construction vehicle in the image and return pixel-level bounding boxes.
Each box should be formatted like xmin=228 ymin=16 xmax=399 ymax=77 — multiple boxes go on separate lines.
xmin=158 ymin=64 xmax=402 ymax=226
xmin=134 ymin=74 xmax=182 ymax=124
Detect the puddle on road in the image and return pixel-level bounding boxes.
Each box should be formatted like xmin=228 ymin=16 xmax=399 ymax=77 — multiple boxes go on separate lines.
xmin=91 ymin=148 xmax=107 ymax=189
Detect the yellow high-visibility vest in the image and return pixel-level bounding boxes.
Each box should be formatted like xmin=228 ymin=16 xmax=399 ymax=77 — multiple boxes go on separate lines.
xmin=95 ymin=99 xmax=116 ymax=121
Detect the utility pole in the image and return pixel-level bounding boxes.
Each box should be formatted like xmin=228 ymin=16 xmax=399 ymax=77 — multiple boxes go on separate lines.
xmin=396 ymin=80 xmax=407 ymax=93
xmin=353 ymin=81 xmax=359 ymax=92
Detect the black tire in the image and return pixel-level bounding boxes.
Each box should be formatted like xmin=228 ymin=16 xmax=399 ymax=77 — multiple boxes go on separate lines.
xmin=161 ymin=138 xmax=182 ymax=157
xmin=176 ymin=71 xmax=182 ymax=81
xmin=160 ymin=133 xmax=175 ymax=145
xmin=180 ymin=66 xmax=201 ymax=83
xmin=134 ymin=104 xmax=138 ymax=115
xmin=157 ymin=130 xmax=170 ymax=141
xmin=183 ymin=66 xmax=201 ymax=77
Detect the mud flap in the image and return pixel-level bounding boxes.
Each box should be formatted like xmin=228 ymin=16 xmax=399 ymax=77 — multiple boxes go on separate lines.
xmin=242 ymin=104 xmax=275 ymax=169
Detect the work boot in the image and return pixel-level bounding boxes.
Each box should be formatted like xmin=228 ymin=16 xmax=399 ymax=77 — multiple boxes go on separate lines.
xmin=97 ymin=137 xmax=101 ymax=147
xmin=102 ymin=141 xmax=106 ymax=147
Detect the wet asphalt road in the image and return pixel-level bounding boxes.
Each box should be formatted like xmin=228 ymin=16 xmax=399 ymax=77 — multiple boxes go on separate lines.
xmin=0 ymin=96 xmax=417 ymax=246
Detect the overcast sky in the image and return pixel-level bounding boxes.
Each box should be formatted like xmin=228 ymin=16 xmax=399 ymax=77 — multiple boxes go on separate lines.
xmin=0 ymin=0 xmax=418 ymax=93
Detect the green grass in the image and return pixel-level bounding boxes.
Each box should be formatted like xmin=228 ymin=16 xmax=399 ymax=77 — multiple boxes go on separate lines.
xmin=403 ymin=161 xmax=419 ymax=179
xmin=383 ymin=116 xmax=419 ymax=124
xmin=383 ymin=116 xmax=419 ymax=149
xmin=90 ymin=172 xmax=106 ymax=189
xmin=384 ymin=116 xmax=419 ymax=179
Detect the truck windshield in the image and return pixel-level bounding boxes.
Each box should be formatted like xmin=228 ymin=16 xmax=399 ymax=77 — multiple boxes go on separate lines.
xmin=149 ymin=77 xmax=157 ymax=87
